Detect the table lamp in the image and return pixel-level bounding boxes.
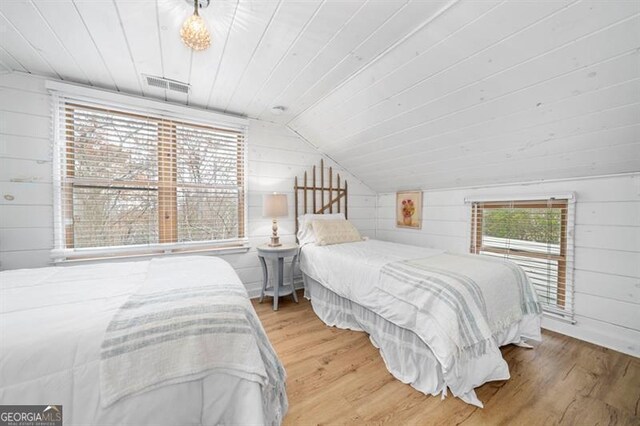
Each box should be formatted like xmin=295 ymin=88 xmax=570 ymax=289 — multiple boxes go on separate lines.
xmin=263 ymin=193 xmax=288 ymax=247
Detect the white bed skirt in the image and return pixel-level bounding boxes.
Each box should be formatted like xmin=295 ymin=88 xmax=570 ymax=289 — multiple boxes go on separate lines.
xmin=303 ymin=274 xmax=541 ymax=406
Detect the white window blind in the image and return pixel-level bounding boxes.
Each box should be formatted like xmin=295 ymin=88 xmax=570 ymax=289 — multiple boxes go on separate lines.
xmin=52 ymin=96 xmax=247 ymax=260
xmin=469 ymin=197 xmax=575 ymax=321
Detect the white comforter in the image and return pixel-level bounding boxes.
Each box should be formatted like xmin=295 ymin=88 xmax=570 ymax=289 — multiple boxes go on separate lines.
xmin=0 ymin=256 xmax=281 ymax=425
xmin=300 ymin=240 xmax=542 ymax=407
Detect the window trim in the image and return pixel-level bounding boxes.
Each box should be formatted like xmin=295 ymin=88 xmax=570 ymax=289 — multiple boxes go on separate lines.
xmin=48 ymin=82 xmax=249 ymax=262
xmin=51 ymin=239 xmax=250 ymax=264
xmin=466 ymin=193 xmax=576 ymax=322
xmin=46 ymin=80 xmax=247 ymax=128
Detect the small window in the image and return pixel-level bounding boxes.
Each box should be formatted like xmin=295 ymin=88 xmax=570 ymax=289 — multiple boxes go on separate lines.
xmin=470 ymin=198 xmax=574 ymax=320
xmin=53 ymin=100 xmax=246 ymax=260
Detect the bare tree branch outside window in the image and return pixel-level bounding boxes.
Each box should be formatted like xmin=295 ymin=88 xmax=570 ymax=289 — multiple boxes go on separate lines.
xmin=62 ymin=104 xmax=245 ymax=250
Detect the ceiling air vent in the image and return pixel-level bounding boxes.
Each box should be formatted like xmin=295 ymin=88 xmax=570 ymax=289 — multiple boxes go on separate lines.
xmin=143 ymin=74 xmax=190 ymax=94
xmin=167 ymin=81 xmax=190 ymax=94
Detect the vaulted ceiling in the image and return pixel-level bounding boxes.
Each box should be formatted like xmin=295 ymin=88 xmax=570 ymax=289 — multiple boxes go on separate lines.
xmin=1 ymin=0 xmax=638 ymax=192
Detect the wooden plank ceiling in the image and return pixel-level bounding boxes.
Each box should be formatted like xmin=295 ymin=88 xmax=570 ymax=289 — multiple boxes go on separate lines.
xmin=0 ymin=0 xmax=638 ymax=192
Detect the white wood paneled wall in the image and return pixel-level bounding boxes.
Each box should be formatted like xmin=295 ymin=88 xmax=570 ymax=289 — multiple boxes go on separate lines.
xmin=376 ymin=174 xmax=640 ymax=357
xmin=0 ymin=73 xmax=52 ymax=268
xmin=0 ymin=72 xmax=377 ymax=297
xmin=237 ymin=120 xmax=376 ymax=295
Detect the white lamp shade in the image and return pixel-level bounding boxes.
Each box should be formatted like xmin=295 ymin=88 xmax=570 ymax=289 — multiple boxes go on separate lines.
xmin=263 ymin=193 xmax=288 ymax=218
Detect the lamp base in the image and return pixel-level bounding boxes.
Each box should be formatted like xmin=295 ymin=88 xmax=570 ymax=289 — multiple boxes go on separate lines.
xmin=269 ymin=219 xmax=281 ymax=246
xmin=268 ymin=237 xmax=282 ymax=247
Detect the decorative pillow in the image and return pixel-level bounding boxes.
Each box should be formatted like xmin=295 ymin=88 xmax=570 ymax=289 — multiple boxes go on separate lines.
xmin=311 ymin=219 xmax=362 ymax=246
xmin=297 ymin=213 xmax=345 ymax=245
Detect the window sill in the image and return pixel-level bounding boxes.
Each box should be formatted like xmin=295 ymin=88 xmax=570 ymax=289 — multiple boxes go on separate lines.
xmin=542 ymin=310 xmax=576 ymax=324
xmin=51 ymin=241 xmax=250 ymax=265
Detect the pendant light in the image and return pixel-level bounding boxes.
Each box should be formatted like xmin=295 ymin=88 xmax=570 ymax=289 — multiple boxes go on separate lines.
xmin=180 ymin=0 xmax=211 ymax=51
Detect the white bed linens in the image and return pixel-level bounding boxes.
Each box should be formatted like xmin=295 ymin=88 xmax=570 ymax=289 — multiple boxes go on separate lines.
xmin=300 ymin=239 xmax=542 ymax=407
xmin=0 ymin=256 xmax=287 ymax=425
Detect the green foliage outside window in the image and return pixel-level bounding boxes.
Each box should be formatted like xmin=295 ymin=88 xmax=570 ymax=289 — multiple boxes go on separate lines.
xmin=482 ymin=208 xmax=562 ymax=244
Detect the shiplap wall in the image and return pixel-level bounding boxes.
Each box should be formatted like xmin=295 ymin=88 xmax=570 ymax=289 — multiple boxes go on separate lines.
xmin=0 ymin=72 xmax=377 ymax=296
xmin=376 ymin=174 xmax=640 ymax=357
xmin=2 ymin=71 xmax=638 ymax=355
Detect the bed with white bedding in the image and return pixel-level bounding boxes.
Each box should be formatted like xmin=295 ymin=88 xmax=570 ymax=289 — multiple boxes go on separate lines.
xmin=299 ymin=238 xmax=542 ymax=408
xmin=0 ymin=256 xmax=287 ymax=425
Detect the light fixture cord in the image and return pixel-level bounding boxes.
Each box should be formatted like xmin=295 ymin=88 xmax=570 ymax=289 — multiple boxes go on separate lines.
xmin=193 ymin=0 xmax=199 ymax=16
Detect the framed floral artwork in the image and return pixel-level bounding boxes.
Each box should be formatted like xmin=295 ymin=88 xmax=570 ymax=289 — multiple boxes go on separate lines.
xmin=396 ymin=191 xmax=422 ymax=229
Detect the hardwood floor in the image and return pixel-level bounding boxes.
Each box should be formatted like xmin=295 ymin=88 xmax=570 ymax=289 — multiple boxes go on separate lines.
xmin=252 ymin=292 xmax=640 ymax=425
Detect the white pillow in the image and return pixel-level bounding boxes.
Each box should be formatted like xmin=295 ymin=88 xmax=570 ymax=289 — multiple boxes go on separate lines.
xmin=297 ymin=213 xmax=345 ymax=245
xmin=312 ymin=219 xmax=362 ymax=246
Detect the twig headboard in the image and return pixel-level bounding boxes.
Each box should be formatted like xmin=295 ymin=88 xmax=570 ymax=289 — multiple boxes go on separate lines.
xmin=294 ymin=159 xmax=348 ymax=237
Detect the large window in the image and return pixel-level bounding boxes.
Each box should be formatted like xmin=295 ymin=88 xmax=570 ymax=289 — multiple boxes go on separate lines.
xmin=53 ymin=98 xmax=246 ymax=260
xmin=469 ymin=197 xmax=575 ymax=320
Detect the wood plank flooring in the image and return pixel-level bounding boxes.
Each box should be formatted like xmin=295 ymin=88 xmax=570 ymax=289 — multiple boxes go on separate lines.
xmin=252 ymin=292 xmax=640 ymax=425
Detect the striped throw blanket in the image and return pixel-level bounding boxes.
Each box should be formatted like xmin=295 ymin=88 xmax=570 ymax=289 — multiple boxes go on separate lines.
xmin=100 ymin=257 xmax=287 ymax=425
xmin=380 ymin=253 xmax=541 ymax=362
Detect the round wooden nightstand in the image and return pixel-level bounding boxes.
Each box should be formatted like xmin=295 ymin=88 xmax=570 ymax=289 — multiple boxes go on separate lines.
xmin=257 ymin=243 xmax=300 ymax=310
